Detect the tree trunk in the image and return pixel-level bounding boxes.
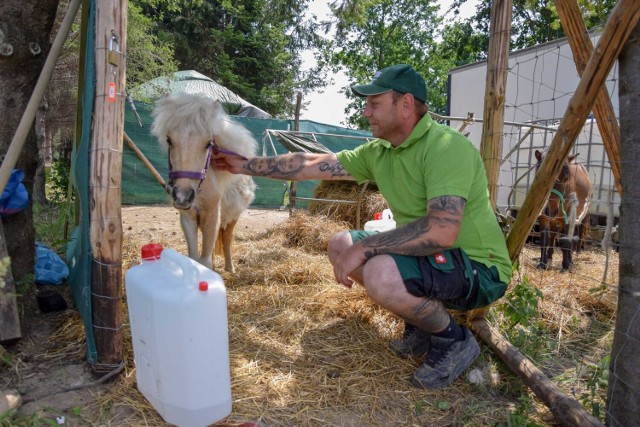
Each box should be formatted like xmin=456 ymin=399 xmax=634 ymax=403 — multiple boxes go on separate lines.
xmin=606 ymin=20 xmax=640 ymax=427
xmin=0 ymin=0 xmax=60 ymax=280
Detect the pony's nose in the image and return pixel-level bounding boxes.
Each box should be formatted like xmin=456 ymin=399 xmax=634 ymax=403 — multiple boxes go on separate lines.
xmin=172 ymin=186 xmax=196 ymax=209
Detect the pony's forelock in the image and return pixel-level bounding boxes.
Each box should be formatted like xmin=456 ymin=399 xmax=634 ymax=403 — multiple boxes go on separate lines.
xmin=151 ymin=94 xmax=226 ymax=142
xmin=150 ymin=93 xmax=258 ymax=157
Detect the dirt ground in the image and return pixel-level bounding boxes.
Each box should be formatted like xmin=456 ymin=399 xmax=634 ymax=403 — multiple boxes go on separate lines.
xmin=1 ymin=206 xmax=290 ymax=426
xmin=121 ymin=205 xmax=290 ymax=244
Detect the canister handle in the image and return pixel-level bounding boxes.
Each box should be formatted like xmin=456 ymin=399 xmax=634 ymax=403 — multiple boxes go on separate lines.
xmin=162 ymin=249 xmax=198 ymax=285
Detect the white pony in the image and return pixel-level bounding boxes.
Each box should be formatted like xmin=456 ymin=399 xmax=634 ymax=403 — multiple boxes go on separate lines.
xmin=151 ymin=93 xmax=257 ymax=272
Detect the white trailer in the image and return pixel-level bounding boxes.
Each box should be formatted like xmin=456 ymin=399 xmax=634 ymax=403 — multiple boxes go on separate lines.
xmin=447 ymin=32 xmax=619 ymax=223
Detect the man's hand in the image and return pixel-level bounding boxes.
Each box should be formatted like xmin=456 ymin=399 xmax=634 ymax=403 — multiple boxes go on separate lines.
xmin=211 ymin=150 xmax=246 ymax=174
xmin=332 ymin=242 xmax=367 ymax=287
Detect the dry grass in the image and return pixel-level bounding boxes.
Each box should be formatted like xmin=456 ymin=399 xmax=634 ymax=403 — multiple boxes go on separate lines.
xmin=23 ymin=209 xmax=618 ymax=426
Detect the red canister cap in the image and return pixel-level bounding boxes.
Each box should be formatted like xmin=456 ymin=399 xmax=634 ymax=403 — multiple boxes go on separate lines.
xmin=198 ymin=281 xmax=209 ymax=291
xmin=141 ymin=243 xmax=163 ymax=260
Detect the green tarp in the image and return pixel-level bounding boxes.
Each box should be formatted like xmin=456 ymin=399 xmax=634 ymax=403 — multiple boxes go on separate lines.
xmin=123 ymin=102 xmax=372 ymax=207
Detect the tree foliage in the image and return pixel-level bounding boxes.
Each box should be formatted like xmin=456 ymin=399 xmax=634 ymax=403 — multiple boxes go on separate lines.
xmin=126 ymin=1 xmax=179 ymax=89
xmin=450 ymin=0 xmax=617 ymax=51
xmin=318 ymin=0 xmax=442 ymax=127
xmin=135 ymin=0 xmax=326 ymax=117
xmin=324 ymin=0 xmax=618 ymax=128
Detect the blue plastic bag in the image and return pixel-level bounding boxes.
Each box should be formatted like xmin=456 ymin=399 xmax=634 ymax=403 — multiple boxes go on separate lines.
xmin=35 ymin=242 xmax=69 ymax=286
xmin=0 ymin=169 xmax=29 ymax=217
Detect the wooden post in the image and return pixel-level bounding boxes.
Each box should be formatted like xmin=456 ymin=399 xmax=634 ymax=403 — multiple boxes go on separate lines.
xmin=470 ymin=318 xmax=604 ymax=426
xmin=555 ymin=0 xmax=622 ymax=196
xmin=506 ymin=0 xmax=640 ymax=263
xmin=605 ymin=18 xmax=640 ymax=427
xmin=289 ymin=92 xmax=303 ymax=210
xmin=124 ymin=132 xmax=170 ymax=194
xmin=480 ymin=0 xmax=512 ymax=209
xmin=469 ymin=0 xmax=513 ymax=321
xmin=0 ymin=221 xmax=21 ymax=344
xmin=89 ymin=0 xmax=127 ymax=373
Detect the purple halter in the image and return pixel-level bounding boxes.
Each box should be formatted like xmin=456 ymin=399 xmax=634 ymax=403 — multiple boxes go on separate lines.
xmin=167 ymin=139 xmax=214 ymax=190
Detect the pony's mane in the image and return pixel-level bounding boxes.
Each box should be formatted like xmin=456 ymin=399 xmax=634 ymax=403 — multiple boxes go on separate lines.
xmin=151 ymin=93 xmax=257 ymax=156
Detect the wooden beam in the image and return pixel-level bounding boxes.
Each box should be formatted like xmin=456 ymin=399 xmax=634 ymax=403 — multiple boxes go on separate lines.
xmin=0 ymin=221 xmax=21 ymax=344
xmin=480 ymin=0 xmax=513 ymax=209
xmin=471 ymin=318 xmax=603 ymax=426
xmin=555 ymin=0 xmax=622 ymax=196
xmin=124 ymin=132 xmax=170 ymax=194
xmin=89 ymin=0 xmax=128 ymax=373
xmin=506 ymin=0 xmax=640 ymax=263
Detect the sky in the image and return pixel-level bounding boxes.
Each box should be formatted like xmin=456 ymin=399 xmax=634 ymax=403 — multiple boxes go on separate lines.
xmin=299 ymin=0 xmax=479 ymax=127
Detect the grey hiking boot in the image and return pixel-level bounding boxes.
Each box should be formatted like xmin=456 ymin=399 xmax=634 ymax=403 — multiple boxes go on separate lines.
xmin=411 ymin=326 xmax=480 ymax=389
xmin=388 ymin=323 xmax=431 ymax=358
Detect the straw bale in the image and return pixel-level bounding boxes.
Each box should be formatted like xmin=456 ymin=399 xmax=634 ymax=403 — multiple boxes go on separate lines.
xmin=268 ymin=210 xmax=350 ymax=254
xmin=308 ymin=181 xmax=387 ymax=228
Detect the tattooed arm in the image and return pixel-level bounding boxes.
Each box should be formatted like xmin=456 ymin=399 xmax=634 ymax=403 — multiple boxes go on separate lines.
xmin=332 ymin=195 xmax=465 ymax=286
xmin=211 ymin=151 xmax=354 ymax=181
xmin=362 ymin=195 xmax=465 ymax=258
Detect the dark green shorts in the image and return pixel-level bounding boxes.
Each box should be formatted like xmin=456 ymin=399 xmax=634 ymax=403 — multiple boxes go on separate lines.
xmin=349 ymin=230 xmax=507 ymax=310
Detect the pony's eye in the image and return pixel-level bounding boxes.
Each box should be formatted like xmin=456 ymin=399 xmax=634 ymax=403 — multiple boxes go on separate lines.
xmin=166 ymin=137 xmax=172 ymax=146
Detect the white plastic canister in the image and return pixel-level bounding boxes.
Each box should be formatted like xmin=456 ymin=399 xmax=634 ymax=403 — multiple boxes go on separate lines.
xmin=125 ymin=244 xmax=232 ymax=427
xmin=364 ymin=208 xmax=396 ymax=233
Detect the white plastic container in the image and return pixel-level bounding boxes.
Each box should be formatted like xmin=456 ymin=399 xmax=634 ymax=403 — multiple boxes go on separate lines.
xmin=364 ymin=208 xmax=396 ymax=233
xmin=125 ymin=244 xmax=232 ymax=427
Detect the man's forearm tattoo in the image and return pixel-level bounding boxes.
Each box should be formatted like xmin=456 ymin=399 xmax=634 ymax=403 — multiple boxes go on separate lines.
xmin=243 ymin=153 xmax=306 ymax=179
xmin=361 ymin=195 xmax=465 ymax=259
xmin=318 ymin=161 xmax=349 ymax=178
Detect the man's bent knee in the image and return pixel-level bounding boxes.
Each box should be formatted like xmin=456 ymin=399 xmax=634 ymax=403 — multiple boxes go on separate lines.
xmin=328 ymin=230 xmax=353 ymax=263
xmin=362 ymin=255 xmax=403 ymax=303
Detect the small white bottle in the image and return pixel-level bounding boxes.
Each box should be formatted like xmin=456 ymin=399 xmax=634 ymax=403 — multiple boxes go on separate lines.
xmin=364 ymin=208 xmax=396 ymax=232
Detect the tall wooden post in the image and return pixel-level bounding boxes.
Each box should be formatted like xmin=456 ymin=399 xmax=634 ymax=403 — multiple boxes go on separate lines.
xmin=89 ymin=0 xmax=127 ymax=373
xmin=506 ymin=0 xmax=640 ymax=263
xmin=468 ymin=0 xmax=512 ymax=322
xmin=289 ymin=92 xmax=303 ymax=209
xmin=480 ymin=0 xmax=512 ymax=209
xmin=606 ymin=18 xmax=640 ymax=427
xmin=556 ymin=0 xmax=622 ymax=196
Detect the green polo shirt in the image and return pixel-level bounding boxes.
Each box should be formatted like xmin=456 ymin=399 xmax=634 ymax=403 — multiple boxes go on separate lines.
xmin=336 ymin=114 xmax=512 ymax=284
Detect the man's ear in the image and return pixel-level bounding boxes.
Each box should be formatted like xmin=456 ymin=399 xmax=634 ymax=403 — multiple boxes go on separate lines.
xmin=401 ymin=93 xmax=414 ymax=118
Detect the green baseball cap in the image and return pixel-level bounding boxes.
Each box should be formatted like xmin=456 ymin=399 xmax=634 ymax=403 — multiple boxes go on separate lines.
xmin=351 ymin=64 xmax=427 ymax=103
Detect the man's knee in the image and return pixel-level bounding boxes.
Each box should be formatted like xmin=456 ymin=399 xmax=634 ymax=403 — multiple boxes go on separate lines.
xmin=362 ymin=255 xmax=402 ymax=302
xmin=327 ymin=230 xmax=353 ymax=262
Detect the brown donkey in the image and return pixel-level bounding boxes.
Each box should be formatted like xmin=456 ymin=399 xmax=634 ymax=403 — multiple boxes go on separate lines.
xmin=535 ymin=150 xmax=593 ymax=271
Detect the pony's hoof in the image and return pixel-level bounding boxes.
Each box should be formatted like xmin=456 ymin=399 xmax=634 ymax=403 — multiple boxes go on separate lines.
xmin=537 ymin=262 xmax=549 ymax=270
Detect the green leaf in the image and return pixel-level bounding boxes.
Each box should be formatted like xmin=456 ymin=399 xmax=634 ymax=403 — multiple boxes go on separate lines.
xmin=437 ymin=400 xmax=451 ymax=410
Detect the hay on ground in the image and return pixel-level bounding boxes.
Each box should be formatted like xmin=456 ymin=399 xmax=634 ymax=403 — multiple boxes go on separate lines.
xmin=16 ymin=209 xmax=617 ymax=426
